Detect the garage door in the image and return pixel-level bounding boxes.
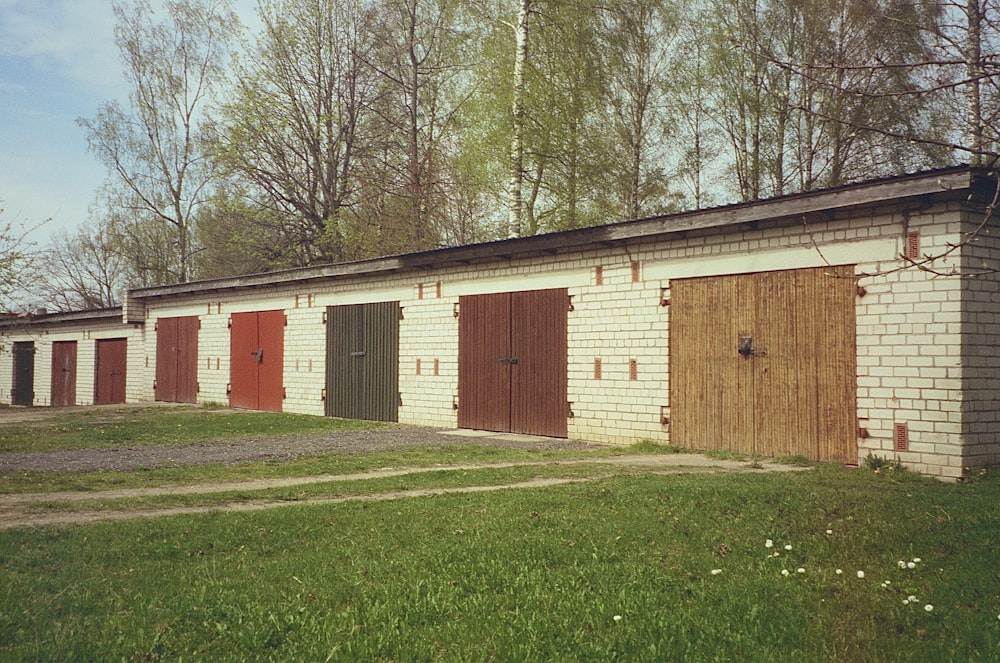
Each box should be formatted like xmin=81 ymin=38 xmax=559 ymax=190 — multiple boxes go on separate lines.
xmin=230 ymin=310 xmax=284 ymax=412
xmin=12 ymin=341 xmax=35 ymax=406
xmin=326 ymin=302 xmax=400 ymax=422
xmin=458 ymin=288 xmax=568 ymax=438
xmin=51 ymin=340 xmax=78 ymax=407
xmin=669 ymin=266 xmax=857 ymax=463
xmin=155 ymin=316 xmax=199 ymax=403
xmin=95 ymin=338 xmax=128 ymax=405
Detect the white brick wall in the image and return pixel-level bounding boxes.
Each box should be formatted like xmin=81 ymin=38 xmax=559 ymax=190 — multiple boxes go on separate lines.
xmin=6 ymin=186 xmax=997 ymax=480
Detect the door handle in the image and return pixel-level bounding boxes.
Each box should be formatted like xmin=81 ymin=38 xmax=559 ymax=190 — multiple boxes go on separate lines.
xmin=251 ymin=348 xmax=263 ymax=363
xmin=498 ymin=357 xmax=519 ymax=364
xmin=350 ymin=351 xmax=367 ymax=358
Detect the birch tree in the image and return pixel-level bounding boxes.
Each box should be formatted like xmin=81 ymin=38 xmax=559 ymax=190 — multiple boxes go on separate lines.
xmin=79 ymin=0 xmax=236 ymax=284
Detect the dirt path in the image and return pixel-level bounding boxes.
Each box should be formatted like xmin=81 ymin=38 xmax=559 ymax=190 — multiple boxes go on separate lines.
xmin=0 ymin=454 xmax=807 ymax=530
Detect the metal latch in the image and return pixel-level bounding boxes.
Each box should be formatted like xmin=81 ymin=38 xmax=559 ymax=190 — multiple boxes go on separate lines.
xmin=498 ymin=357 xmax=519 ymax=364
xmin=350 ymin=351 xmax=367 ymax=358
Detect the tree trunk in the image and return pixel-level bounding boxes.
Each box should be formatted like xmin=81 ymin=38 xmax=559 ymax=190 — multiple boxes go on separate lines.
xmin=508 ymin=0 xmax=530 ymax=238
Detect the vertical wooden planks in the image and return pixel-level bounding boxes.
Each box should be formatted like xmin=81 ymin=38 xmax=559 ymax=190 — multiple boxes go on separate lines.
xmin=670 ymin=267 xmax=856 ymax=462
xmin=51 ymin=340 xmax=77 ymax=407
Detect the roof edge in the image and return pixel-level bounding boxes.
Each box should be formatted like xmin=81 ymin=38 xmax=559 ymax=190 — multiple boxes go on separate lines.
xmin=128 ymin=166 xmax=983 ymax=301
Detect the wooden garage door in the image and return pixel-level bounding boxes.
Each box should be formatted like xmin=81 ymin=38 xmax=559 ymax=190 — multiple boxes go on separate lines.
xmin=155 ymin=316 xmax=199 ymax=403
xmin=51 ymin=341 xmax=77 ymax=407
xmin=230 ymin=310 xmax=284 ymax=412
xmin=326 ymin=302 xmax=400 ymax=422
xmin=95 ymin=338 xmax=127 ymax=405
xmin=670 ymin=266 xmax=857 ymax=463
xmin=458 ymin=289 xmax=568 ymax=438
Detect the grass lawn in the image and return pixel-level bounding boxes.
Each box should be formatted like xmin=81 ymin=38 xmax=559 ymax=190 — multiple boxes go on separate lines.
xmin=0 ymin=405 xmax=378 ymax=454
xmin=1 ymin=464 xmax=998 ymax=661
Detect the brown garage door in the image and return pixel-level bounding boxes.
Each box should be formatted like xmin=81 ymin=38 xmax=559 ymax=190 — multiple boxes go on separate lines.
xmin=230 ymin=310 xmax=284 ymax=412
xmin=95 ymin=338 xmax=128 ymax=405
xmin=670 ymin=266 xmax=857 ymax=463
xmin=458 ymin=289 xmax=568 ymax=438
xmin=155 ymin=316 xmax=199 ymax=403
xmin=51 ymin=341 xmax=78 ymax=407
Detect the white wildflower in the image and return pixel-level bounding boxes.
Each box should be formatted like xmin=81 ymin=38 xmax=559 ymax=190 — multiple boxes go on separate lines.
xmin=857 ymin=571 xmax=865 ymax=578
xmin=924 ymin=604 xmax=934 ymax=612
xmin=835 ymin=569 xmax=843 ymax=575
xmin=797 ymin=568 xmax=805 ymax=574
xmin=781 ymin=569 xmax=790 ymax=576
xmin=765 ymin=539 xmax=774 ymax=548
xmin=907 ymin=562 xmax=916 ymax=569
xmin=711 ymin=569 xmax=723 ymax=576
xmin=613 ymin=615 xmax=622 ymax=622
xmin=784 ymin=544 xmax=793 ymax=551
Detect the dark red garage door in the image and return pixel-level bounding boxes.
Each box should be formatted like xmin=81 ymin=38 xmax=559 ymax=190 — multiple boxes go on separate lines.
xmin=155 ymin=316 xmax=199 ymax=403
xmin=458 ymin=289 xmax=568 ymax=438
xmin=95 ymin=338 xmax=127 ymax=405
xmin=51 ymin=340 xmax=78 ymax=407
xmin=230 ymin=310 xmax=284 ymax=412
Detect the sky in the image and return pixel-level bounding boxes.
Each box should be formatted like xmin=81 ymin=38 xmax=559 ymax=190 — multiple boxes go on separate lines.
xmin=0 ymin=0 xmax=258 ymax=246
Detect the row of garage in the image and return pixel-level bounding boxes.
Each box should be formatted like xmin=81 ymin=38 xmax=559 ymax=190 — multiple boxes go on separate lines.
xmin=2 ymin=167 xmax=998 ymax=478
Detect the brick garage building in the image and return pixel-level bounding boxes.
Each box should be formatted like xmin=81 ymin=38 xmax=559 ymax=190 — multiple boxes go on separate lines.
xmin=4 ymin=167 xmax=998 ymax=479
xmin=0 ymin=308 xmax=143 ymax=407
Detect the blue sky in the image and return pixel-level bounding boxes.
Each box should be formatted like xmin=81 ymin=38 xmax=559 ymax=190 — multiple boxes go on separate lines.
xmin=0 ymin=0 xmax=257 ymax=246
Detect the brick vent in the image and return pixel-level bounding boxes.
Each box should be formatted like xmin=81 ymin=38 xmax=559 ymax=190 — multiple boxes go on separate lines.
xmin=894 ymin=422 xmax=909 ymax=452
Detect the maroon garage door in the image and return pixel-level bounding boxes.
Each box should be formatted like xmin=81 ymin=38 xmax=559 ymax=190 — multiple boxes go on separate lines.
xmin=51 ymin=340 xmax=78 ymax=407
xmin=458 ymin=289 xmax=568 ymax=438
xmin=155 ymin=316 xmax=199 ymax=403
xmin=95 ymin=338 xmax=127 ymax=405
xmin=230 ymin=310 xmax=284 ymax=412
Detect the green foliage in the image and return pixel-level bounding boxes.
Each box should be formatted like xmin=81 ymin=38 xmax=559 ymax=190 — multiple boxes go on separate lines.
xmin=1 ymin=468 xmax=998 ymax=660
xmin=863 ymin=452 xmax=906 ymax=474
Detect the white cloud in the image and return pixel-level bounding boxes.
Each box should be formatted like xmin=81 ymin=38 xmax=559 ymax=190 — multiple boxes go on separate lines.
xmin=0 ymin=0 xmax=123 ymax=95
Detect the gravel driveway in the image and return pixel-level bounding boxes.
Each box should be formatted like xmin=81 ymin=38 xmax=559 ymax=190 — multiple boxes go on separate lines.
xmin=0 ymin=424 xmax=607 ymax=473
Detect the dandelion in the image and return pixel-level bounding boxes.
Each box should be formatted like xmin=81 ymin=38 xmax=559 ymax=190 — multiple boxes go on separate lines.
xmin=613 ymin=615 xmax=623 ymax=622
xmin=711 ymin=569 xmax=723 ymax=576
xmin=784 ymin=544 xmax=793 ymax=551
xmin=781 ymin=569 xmax=790 ymax=576
xmin=924 ymin=604 xmax=934 ymax=612
xmin=765 ymin=539 xmax=774 ymax=548
xmin=857 ymin=570 xmax=865 ymax=578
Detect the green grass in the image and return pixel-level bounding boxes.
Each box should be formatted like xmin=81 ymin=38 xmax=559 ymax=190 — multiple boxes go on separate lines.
xmin=1 ymin=465 xmax=997 ymax=662
xmin=0 ymin=443 xmax=617 ymax=495
xmin=0 ymin=406 xmax=378 ymax=453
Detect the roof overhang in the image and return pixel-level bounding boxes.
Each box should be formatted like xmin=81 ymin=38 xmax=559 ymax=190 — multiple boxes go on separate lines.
xmin=0 ymin=307 xmax=124 ymax=331
xmin=128 ymin=166 xmax=990 ymax=303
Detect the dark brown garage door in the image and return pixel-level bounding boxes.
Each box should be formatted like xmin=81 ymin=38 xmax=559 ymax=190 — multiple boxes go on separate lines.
xmin=326 ymin=302 xmax=400 ymax=422
xmin=669 ymin=266 xmax=857 ymax=463
xmin=95 ymin=338 xmax=128 ymax=405
xmin=155 ymin=316 xmax=199 ymax=403
xmin=458 ymin=289 xmax=568 ymax=438
xmin=230 ymin=310 xmax=284 ymax=412
xmin=51 ymin=340 xmax=77 ymax=407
